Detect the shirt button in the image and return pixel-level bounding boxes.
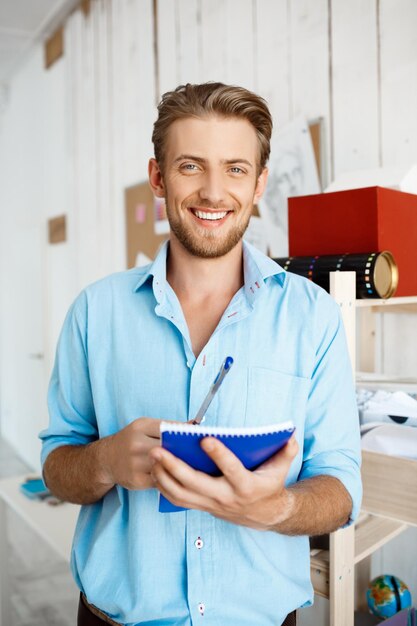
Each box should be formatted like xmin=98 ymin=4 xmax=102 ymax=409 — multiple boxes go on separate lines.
xmin=194 ymin=537 xmax=204 ymax=549
xmin=198 ymin=602 xmax=205 ymax=616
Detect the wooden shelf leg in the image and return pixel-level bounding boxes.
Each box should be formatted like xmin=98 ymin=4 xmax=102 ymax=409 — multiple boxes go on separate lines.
xmin=358 ymin=307 xmax=376 ymax=372
xmin=329 ymin=525 xmax=355 ymax=626
xmin=355 ymin=556 xmax=371 ymax=611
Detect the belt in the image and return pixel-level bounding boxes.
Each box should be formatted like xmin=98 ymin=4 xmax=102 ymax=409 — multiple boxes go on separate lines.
xmin=79 ymin=593 xmax=123 ymax=626
xmin=78 ymin=593 xmax=296 ymax=626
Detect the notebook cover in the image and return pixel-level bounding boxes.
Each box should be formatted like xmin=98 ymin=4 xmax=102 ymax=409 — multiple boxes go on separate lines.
xmin=159 ymin=421 xmax=295 ymax=512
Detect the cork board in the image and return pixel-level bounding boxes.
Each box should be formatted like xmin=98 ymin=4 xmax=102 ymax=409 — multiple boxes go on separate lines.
xmin=48 ymin=215 xmax=66 ymax=244
xmin=80 ymin=0 xmax=91 ymax=16
xmin=125 ymin=182 xmax=168 ymax=268
xmin=44 ymin=27 xmax=64 ymax=69
xmin=308 ymin=118 xmax=325 ymax=189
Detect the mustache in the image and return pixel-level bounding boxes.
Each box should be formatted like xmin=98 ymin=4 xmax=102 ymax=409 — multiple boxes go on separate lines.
xmin=183 ymin=197 xmax=238 ymax=211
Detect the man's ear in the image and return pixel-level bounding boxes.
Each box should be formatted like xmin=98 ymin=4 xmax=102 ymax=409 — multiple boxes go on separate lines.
xmin=254 ymin=167 xmax=269 ymax=203
xmin=148 ymin=158 xmax=165 ymax=198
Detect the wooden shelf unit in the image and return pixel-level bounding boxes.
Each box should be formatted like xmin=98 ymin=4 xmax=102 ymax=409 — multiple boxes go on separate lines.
xmin=309 ymin=272 xmax=417 ymax=626
xmin=311 ymin=513 xmax=408 ymax=600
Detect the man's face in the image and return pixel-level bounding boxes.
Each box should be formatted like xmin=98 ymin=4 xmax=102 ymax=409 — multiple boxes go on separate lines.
xmin=149 ymin=116 xmax=267 ymax=258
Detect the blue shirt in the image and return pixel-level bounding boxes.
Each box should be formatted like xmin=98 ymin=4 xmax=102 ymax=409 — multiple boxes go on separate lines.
xmin=40 ymin=240 xmax=362 ymax=626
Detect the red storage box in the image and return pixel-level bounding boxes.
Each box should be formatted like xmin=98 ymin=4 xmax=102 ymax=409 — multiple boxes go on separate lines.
xmin=288 ymin=186 xmax=417 ymax=297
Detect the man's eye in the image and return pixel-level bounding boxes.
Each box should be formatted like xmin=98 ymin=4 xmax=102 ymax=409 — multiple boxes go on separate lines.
xmin=181 ymin=163 xmax=199 ymax=171
xmin=230 ymin=166 xmax=244 ymax=174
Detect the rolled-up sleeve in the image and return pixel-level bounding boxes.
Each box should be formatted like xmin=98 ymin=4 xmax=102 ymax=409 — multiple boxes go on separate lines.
xmin=39 ymin=291 xmax=98 ymax=468
xmin=298 ymin=294 xmax=362 ymax=526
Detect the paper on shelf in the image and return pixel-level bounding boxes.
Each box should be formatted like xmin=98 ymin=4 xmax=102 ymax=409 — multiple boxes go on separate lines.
xmin=361 ymin=423 xmax=417 ymax=459
xmin=357 ymin=388 xmax=417 ymax=427
xmin=325 ymin=164 xmax=417 ymax=194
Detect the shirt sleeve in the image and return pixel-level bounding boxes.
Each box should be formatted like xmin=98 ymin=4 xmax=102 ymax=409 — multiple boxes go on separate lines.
xmin=298 ymin=293 xmax=362 ymax=526
xmin=39 ymin=290 xmax=98 ymax=468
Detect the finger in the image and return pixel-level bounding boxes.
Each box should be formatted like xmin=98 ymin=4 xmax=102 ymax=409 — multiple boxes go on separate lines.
xmin=132 ymin=417 xmax=162 ymax=439
xmin=152 ymin=462 xmax=184 ymax=495
xmin=145 ymin=417 xmax=199 ymax=436
xmin=199 ymin=437 xmax=247 ymax=485
xmin=151 ymin=463 xmax=204 ymax=509
xmin=150 ymin=445 xmax=230 ymax=507
xmin=151 ymin=458 xmax=221 ymax=512
xmin=256 ymin=435 xmax=299 ymax=473
xmin=149 ymin=446 xmax=208 ymax=492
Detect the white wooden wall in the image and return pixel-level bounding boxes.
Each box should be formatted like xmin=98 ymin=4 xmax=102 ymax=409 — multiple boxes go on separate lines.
xmin=0 ymin=0 xmax=417 ymax=620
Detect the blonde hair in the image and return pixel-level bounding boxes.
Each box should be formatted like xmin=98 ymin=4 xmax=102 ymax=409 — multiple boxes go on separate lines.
xmin=152 ymin=82 xmax=273 ymax=174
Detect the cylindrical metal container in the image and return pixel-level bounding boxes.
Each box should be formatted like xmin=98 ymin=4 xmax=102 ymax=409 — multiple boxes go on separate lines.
xmin=274 ymin=251 xmax=398 ymax=299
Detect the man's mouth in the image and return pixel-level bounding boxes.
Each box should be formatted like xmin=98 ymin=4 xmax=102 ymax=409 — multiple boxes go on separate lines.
xmin=190 ymin=209 xmax=230 ymax=221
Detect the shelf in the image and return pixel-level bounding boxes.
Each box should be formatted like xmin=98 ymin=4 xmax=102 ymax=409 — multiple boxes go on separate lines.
xmin=310 ymin=513 xmax=408 ymax=599
xmin=356 ymin=371 xmax=417 ymax=383
xmin=353 ymin=512 xmax=408 ymax=563
xmin=310 ymin=549 xmax=330 ymax=598
xmin=356 ymin=372 xmax=417 ymax=390
xmin=356 ymin=296 xmax=417 ymax=311
xmin=361 ymin=450 xmax=417 ymax=525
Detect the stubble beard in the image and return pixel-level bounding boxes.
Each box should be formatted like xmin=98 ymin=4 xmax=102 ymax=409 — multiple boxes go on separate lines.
xmin=165 ymin=194 xmax=252 ymax=259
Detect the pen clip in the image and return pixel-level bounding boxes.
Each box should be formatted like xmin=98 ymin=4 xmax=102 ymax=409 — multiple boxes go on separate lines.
xmin=192 ymin=356 xmax=234 ymax=425
xmin=213 ymin=356 xmax=234 ymax=386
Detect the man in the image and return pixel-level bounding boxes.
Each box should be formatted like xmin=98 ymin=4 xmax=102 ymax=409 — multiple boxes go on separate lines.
xmin=40 ymin=82 xmax=362 ymax=626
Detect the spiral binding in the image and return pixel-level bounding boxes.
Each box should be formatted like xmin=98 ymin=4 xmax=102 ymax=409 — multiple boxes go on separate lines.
xmin=160 ymin=421 xmax=294 ymax=437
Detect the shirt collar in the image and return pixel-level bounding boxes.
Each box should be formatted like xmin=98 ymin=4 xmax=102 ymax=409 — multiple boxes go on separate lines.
xmin=133 ymin=241 xmax=170 ymax=304
xmin=133 ymin=239 xmax=286 ymax=304
xmin=242 ymin=240 xmax=286 ymax=305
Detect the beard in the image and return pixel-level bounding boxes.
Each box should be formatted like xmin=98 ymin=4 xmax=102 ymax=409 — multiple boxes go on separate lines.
xmin=165 ymin=194 xmax=252 ymax=259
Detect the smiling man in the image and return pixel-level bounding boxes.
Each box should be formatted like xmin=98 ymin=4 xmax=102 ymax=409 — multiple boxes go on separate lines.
xmin=40 ymin=83 xmax=362 ymax=626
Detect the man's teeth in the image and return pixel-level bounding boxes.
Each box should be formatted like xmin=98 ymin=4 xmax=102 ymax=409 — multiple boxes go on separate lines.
xmin=194 ymin=210 xmax=228 ymax=220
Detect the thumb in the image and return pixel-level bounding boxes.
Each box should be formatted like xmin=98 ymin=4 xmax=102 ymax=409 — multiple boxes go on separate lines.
xmin=258 ymin=435 xmax=299 ymax=472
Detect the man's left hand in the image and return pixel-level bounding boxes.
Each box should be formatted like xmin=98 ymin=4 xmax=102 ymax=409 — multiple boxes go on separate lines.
xmin=149 ymin=435 xmax=298 ymax=530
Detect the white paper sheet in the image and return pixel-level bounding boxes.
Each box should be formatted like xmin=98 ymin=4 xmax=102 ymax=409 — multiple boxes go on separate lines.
xmin=361 ymin=423 xmax=417 ymax=459
xmin=325 ymin=164 xmax=417 ymax=195
xmin=258 ymin=116 xmax=321 ymax=256
xmin=357 ymin=388 xmax=417 ymax=428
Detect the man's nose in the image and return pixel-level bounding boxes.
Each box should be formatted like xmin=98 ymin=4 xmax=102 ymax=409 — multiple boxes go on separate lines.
xmin=199 ymin=171 xmax=225 ymax=205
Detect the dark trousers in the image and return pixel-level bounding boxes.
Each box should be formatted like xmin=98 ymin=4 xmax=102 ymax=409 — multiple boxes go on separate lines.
xmin=283 ymin=611 xmax=297 ymax=626
xmin=78 ymin=594 xmax=297 ymax=625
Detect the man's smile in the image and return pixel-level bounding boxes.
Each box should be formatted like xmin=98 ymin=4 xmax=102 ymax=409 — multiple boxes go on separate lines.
xmin=188 ymin=207 xmax=233 ymax=225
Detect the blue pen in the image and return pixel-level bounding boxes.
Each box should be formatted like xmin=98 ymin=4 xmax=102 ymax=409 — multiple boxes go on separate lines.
xmin=191 ymin=356 xmax=234 ymax=424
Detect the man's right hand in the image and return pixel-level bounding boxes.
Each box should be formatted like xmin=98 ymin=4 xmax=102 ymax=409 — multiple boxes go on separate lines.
xmin=100 ymin=417 xmax=162 ymax=491
xmin=43 ymin=416 xmax=195 ymax=504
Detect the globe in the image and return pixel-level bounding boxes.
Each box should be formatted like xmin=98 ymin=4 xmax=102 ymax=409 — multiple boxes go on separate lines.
xmin=367 ymin=575 xmax=412 ymax=619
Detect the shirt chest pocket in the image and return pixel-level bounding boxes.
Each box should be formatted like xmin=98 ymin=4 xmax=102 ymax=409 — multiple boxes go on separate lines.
xmin=245 ymin=367 xmax=310 ymax=428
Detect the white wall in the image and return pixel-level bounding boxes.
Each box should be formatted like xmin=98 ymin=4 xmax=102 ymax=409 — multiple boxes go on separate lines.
xmin=0 ymin=45 xmax=73 ymax=470
xmin=0 ymin=0 xmax=416 ymax=620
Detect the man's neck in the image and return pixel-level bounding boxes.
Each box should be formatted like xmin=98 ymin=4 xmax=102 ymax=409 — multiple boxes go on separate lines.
xmin=166 ymin=237 xmax=244 ymax=303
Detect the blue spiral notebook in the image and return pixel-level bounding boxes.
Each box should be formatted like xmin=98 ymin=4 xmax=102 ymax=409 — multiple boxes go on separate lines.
xmin=159 ymin=421 xmax=295 ymax=513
